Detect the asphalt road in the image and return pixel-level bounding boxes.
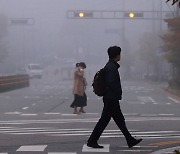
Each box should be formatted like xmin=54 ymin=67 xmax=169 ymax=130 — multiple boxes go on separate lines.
xmin=0 ymin=74 xmax=180 ymax=154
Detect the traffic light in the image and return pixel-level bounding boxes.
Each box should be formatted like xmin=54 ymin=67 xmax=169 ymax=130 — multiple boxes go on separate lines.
xmin=124 ymin=12 xmax=143 ymax=19
xmin=74 ymin=11 xmax=93 ymax=18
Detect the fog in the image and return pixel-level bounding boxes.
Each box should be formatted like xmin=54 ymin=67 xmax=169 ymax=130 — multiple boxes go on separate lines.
xmin=0 ymin=0 xmax=175 ymax=80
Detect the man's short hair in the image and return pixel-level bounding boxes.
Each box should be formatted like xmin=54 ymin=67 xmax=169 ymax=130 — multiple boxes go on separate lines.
xmin=107 ymin=46 xmax=121 ymax=59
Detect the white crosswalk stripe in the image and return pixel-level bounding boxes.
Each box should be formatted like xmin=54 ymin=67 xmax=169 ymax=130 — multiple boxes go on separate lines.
xmin=0 ymin=126 xmax=179 ymax=139
xmin=82 ymin=144 xmax=109 ymax=152
xmin=48 ymin=152 xmax=77 ymax=154
xmin=0 ymin=143 xmax=179 ymax=153
xmin=17 ymin=145 xmax=47 ymax=151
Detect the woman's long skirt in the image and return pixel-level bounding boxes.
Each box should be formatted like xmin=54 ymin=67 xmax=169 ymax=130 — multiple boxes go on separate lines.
xmin=70 ymin=93 xmax=87 ymax=108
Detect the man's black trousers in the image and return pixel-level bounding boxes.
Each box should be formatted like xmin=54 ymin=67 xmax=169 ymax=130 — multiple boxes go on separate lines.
xmin=88 ymin=98 xmax=132 ymax=144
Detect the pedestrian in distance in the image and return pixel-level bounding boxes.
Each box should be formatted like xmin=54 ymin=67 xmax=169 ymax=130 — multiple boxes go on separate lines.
xmin=70 ymin=62 xmax=87 ymax=114
xmin=87 ymin=46 xmax=142 ymax=148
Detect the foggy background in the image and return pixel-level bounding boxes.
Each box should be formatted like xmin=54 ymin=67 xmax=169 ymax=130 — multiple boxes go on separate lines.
xmin=0 ymin=0 xmax=176 ymax=81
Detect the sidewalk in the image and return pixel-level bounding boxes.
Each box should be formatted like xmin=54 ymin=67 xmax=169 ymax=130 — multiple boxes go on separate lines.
xmin=150 ymin=146 xmax=180 ymax=154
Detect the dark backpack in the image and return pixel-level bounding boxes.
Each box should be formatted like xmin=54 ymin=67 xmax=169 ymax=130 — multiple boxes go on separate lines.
xmin=92 ymin=68 xmax=106 ymax=97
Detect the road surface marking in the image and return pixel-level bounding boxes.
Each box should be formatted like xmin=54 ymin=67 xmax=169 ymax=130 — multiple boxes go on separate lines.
xmin=48 ymin=152 xmax=77 ymax=154
xmin=150 ymin=146 xmax=180 ymax=154
xmin=119 ymin=150 xmax=152 ymax=152
xmin=0 ymin=117 xmax=180 ymax=125
xmin=85 ymin=113 xmax=99 ymax=115
xmin=158 ymin=114 xmax=174 ymax=116
xmin=141 ymin=114 xmax=157 ymax=117
xmin=124 ymin=113 xmax=138 ymax=116
xmin=82 ymin=144 xmax=109 ymax=152
xmin=22 ymin=107 xmax=29 ymax=110
xmin=122 ymin=146 xmax=158 ymax=148
xmin=44 ymin=113 xmax=61 ymax=115
xmin=138 ymin=96 xmax=153 ymax=102
xmin=148 ymin=97 xmax=156 ymax=103
xmin=20 ymin=114 xmax=37 ymax=116
xmin=168 ymin=97 xmax=180 ymax=104
xmin=4 ymin=112 xmax=21 ymax=115
xmin=61 ymin=114 xmax=78 ymax=116
xmin=17 ymin=145 xmax=47 ymax=151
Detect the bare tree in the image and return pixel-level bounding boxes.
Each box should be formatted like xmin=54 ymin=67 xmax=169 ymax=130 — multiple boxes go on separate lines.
xmin=166 ymin=0 xmax=180 ymax=7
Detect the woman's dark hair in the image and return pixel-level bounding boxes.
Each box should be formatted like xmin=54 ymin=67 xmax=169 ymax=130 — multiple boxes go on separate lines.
xmin=79 ymin=62 xmax=86 ymax=69
xmin=75 ymin=63 xmax=79 ymax=67
xmin=107 ymin=46 xmax=121 ymax=59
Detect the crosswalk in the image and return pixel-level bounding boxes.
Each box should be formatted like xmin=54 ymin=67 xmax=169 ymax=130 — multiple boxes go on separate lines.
xmin=0 ymin=143 xmax=179 ymax=153
xmin=0 ymin=125 xmax=180 ymax=139
xmin=3 ymin=111 xmax=176 ymax=117
xmin=0 ymin=144 xmax=157 ymax=154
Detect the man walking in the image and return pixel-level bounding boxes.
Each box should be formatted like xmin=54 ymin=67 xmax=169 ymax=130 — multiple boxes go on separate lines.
xmin=87 ymin=46 xmax=142 ymax=148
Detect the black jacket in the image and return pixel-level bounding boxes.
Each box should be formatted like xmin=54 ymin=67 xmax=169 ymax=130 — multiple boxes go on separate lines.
xmin=103 ymin=59 xmax=122 ymax=100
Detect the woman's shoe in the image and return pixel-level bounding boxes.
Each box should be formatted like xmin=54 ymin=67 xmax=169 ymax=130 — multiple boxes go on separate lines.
xmin=79 ymin=109 xmax=86 ymax=113
xmin=73 ymin=111 xmax=81 ymax=114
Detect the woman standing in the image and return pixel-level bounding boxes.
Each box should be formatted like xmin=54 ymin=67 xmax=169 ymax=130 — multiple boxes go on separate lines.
xmin=70 ymin=62 xmax=87 ymax=114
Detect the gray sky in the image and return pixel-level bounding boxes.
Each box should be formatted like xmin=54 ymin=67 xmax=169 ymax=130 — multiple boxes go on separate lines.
xmin=0 ymin=0 xmax=173 ymax=69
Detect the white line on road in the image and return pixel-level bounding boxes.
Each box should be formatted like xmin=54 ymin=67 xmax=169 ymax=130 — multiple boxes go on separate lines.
xmin=148 ymin=97 xmax=156 ymax=103
xmin=166 ymin=103 xmax=171 ymax=105
xmin=122 ymin=146 xmax=158 ymax=148
xmin=119 ymin=150 xmax=152 ymax=152
xmin=17 ymin=145 xmax=47 ymax=151
xmin=150 ymin=146 xmax=180 ymax=154
xmin=141 ymin=114 xmax=157 ymax=117
xmin=168 ymin=97 xmax=180 ymax=103
xmin=85 ymin=113 xmax=99 ymax=115
xmin=48 ymin=152 xmax=77 ymax=154
xmin=124 ymin=113 xmax=138 ymax=116
xmin=22 ymin=107 xmax=29 ymax=110
xmin=44 ymin=113 xmax=61 ymax=115
xmin=4 ymin=112 xmax=21 ymax=115
xmin=61 ymin=114 xmax=77 ymax=116
xmin=82 ymin=144 xmax=109 ymax=152
xmin=158 ymin=114 xmax=174 ymax=116
xmin=20 ymin=114 xmax=37 ymax=116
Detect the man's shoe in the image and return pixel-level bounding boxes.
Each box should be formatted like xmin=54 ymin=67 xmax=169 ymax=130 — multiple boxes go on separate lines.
xmin=87 ymin=143 xmax=104 ymax=148
xmin=128 ymin=138 xmax=143 ymax=148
